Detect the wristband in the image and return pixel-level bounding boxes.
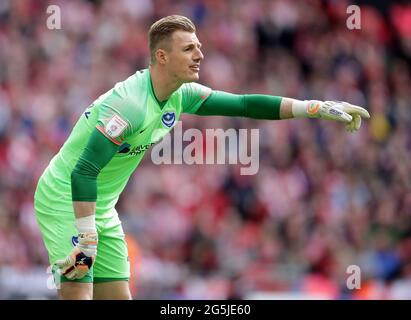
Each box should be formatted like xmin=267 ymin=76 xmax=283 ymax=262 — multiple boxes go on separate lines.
xmin=292 ymin=100 xmax=322 ymax=118
xmin=75 ymin=215 xmax=96 ymax=233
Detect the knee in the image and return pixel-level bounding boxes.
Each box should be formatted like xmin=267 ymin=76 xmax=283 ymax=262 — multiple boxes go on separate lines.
xmin=93 ymin=281 xmax=132 ymax=300
xmin=59 ymin=282 xmax=93 ymax=300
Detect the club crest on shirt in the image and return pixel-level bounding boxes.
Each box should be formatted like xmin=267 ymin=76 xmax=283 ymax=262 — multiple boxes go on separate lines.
xmin=161 ymin=112 xmax=176 ymax=128
xmin=105 ymin=114 xmax=128 ymax=138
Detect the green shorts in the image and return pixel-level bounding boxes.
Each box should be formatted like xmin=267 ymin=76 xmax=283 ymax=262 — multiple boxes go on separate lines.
xmin=34 ymin=200 xmax=130 ymax=286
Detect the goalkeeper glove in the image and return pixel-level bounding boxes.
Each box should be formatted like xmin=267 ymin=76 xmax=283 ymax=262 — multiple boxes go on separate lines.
xmin=292 ymin=100 xmax=370 ymax=132
xmin=55 ymin=216 xmax=98 ymax=280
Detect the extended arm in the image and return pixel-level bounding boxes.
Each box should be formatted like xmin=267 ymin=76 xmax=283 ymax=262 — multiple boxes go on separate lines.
xmin=196 ymin=91 xmax=370 ymax=132
xmin=195 ymin=91 xmax=283 ymax=119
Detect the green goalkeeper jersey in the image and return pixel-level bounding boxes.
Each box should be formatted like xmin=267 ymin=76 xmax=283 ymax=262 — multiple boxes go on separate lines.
xmin=35 ymin=69 xmax=212 ymax=217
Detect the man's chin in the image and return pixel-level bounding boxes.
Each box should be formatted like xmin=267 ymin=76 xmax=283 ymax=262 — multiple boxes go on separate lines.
xmin=181 ymin=74 xmax=199 ymax=83
xmin=189 ymin=73 xmax=200 ymax=82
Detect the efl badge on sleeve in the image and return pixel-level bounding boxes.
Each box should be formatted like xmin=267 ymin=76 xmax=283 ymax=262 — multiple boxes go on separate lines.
xmin=105 ymin=114 xmax=128 ymax=138
xmin=161 ymin=112 xmax=176 ymax=128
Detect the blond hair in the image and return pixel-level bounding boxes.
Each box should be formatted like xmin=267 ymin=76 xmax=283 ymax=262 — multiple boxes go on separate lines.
xmin=149 ymin=15 xmax=196 ymax=63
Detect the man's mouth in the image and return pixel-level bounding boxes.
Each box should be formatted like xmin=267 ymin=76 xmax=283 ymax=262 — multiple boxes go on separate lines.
xmin=190 ymin=65 xmax=200 ymax=72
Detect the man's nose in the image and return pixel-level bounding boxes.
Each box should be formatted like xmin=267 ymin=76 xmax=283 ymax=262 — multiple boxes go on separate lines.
xmin=194 ymin=48 xmax=204 ymax=61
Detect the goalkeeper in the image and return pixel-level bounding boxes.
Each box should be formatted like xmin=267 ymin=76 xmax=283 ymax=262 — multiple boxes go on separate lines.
xmin=34 ymin=15 xmax=370 ymax=300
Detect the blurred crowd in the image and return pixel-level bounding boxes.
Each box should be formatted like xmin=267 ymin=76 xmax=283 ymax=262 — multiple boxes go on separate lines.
xmin=0 ymin=0 xmax=410 ymax=299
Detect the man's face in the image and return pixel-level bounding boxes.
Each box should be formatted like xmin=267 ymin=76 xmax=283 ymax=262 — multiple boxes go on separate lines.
xmin=163 ymin=31 xmax=204 ymax=83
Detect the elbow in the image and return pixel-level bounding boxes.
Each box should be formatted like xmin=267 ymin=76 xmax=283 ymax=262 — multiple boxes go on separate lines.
xmin=71 ymin=168 xmax=98 ymax=202
xmin=72 ymin=157 xmax=101 ymax=180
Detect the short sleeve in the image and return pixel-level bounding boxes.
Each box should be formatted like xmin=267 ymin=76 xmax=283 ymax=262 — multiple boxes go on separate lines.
xmin=181 ymin=82 xmax=213 ymax=114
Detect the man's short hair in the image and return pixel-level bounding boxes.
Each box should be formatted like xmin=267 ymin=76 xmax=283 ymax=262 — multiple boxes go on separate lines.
xmin=149 ymin=15 xmax=196 ymax=63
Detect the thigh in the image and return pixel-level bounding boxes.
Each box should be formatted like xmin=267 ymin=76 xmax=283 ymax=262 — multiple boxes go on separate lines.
xmin=93 ymin=212 xmax=130 ymax=281
xmin=93 ymin=281 xmax=131 ymax=300
xmin=34 ymin=201 xmax=75 ymax=264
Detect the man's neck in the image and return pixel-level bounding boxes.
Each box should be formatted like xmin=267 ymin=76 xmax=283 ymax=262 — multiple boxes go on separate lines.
xmin=149 ymin=65 xmax=182 ymax=102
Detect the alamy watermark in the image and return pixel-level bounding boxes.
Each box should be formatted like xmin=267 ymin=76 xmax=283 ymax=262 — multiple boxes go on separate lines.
xmin=46 ymin=5 xmax=61 ymax=30
xmin=346 ymin=5 xmax=361 ymax=30
xmin=346 ymin=265 xmax=361 ymax=290
xmin=46 ymin=4 xmax=361 ymax=31
xmin=150 ymin=121 xmax=260 ymax=175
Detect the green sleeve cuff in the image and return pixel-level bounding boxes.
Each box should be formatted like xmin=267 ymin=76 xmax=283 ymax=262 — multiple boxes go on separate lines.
xmin=71 ymin=128 xmax=119 ymax=202
xmin=195 ymin=91 xmax=282 ymax=120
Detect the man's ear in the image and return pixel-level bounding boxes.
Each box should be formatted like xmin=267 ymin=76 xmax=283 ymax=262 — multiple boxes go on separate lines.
xmin=155 ymin=49 xmax=167 ymax=65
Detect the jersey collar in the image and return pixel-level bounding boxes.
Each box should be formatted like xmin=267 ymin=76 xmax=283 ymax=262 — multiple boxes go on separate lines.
xmin=148 ymin=70 xmax=168 ymax=110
